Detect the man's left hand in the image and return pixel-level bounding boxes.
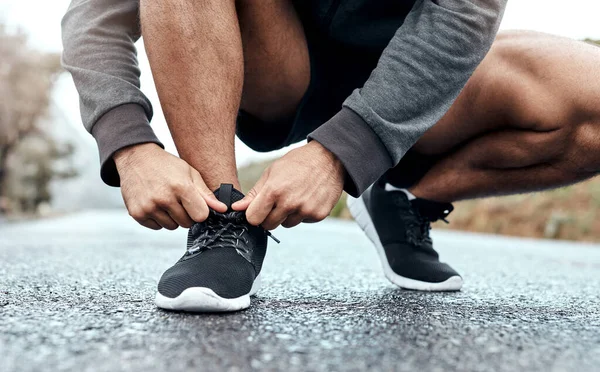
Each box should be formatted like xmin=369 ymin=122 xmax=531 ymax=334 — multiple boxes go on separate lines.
xmin=232 ymin=141 xmax=345 ymax=230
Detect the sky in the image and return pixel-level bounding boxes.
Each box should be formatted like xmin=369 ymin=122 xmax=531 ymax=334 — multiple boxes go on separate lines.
xmin=2 ymin=0 xmax=600 ymax=166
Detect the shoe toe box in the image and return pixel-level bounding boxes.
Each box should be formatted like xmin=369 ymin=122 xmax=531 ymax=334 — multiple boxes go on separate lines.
xmin=157 ymin=248 xmax=256 ymax=299
xmin=386 ymin=245 xmax=462 ymax=284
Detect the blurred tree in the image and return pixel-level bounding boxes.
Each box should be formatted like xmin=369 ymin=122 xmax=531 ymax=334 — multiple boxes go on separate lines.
xmin=584 ymin=39 xmax=600 ymax=46
xmin=0 ymin=25 xmax=76 ymax=215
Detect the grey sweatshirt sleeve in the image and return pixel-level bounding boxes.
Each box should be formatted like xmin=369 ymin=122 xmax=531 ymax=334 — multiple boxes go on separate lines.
xmin=61 ymin=0 xmax=163 ymax=187
xmin=309 ymin=0 xmax=507 ymax=197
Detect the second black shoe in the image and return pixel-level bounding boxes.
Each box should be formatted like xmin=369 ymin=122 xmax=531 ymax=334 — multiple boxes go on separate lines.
xmin=347 ymin=180 xmax=463 ymax=291
xmin=155 ymin=184 xmax=276 ymax=312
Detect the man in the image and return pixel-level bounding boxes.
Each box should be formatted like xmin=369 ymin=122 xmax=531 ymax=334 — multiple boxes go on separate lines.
xmin=62 ymin=0 xmax=600 ymax=312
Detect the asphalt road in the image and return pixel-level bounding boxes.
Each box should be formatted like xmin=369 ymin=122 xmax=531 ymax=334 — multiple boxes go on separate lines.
xmin=1 ymin=210 xmax=599 ymax=372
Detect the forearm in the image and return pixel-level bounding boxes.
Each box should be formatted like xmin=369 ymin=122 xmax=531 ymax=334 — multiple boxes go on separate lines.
xmin=61 ymin=0 xmax=162 ymax=186
xmin=140 ymin=0 xmax=243 ymax=190
xmin=310 ymin=0 xmax=507 ymax=196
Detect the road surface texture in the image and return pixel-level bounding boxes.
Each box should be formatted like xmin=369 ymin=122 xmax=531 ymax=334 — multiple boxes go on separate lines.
xmin=1 ymin=210 xmax=599 ymax=372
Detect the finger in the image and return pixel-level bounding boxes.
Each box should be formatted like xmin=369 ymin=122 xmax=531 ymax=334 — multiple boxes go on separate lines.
xmin=245 ymin=188 xmax=275 ymax=226
xmin=282 ymin=213 xmax=304 ymax=229
xmin=152 ymin=210 xmax=179 ymax=230
xmin=180 ymin=181 xmax=210 ymax=223
xmin=190 ymin=171 xmax=227 ymax=213
xmin=262 ymin=203 xmax=294 ymax=230
xmin=232 ymin=172 xmax=268 ymax=211
xmin=167 ymin=202 xmax=195 ymax=228
xmin=203 ymin=190 xmax=227 ymax=213
xmin=139 ymin=218 xmax=162 ymax=230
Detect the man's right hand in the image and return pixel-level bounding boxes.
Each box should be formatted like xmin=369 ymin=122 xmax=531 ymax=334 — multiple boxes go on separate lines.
xmin=113 ymin=143 xmax=227 ymax=230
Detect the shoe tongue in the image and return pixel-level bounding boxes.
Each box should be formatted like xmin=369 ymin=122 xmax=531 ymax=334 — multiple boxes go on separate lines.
xmin=213 ymin=184 xmax=245 ymax=210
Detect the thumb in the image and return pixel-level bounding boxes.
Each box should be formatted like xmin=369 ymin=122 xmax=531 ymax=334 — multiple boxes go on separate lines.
xmin=202 ymin=189 xmax=228 ymax=213
xmin=191 ymin=172 xmax=227 ymax=213
xmin=232 ymin=172 xmax=267 ymax=211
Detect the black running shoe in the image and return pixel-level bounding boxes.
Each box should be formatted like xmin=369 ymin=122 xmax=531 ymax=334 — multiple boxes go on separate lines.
xmin=155 ymin=184 xmax=277 ymax=312
xmin=347 ymin=179 xmax=463 ymax=291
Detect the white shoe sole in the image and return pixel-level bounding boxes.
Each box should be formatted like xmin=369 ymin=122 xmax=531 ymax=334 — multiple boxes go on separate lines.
xmin=347 ymin=195 xmax=463 ymax=292
xmin=155 ymin=274 xmax=262 ymax=312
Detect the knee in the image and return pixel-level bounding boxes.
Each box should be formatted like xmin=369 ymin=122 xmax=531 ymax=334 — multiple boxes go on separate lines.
xmin=240 ymin=66 xmax=309 ymax=124
xmin=534 ymin=124 xmax=600 ymax=177
xmin=240 ymin=79 xmax=308 ymax=123
xmin=561 ymin=123 xmax=600 ymax=174
xmin=237 ymin=0 xmax=309 ymax=122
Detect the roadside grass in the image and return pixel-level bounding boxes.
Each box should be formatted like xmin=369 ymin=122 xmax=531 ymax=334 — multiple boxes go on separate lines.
xmin=435 ymin=177 xmax=600 ymax=242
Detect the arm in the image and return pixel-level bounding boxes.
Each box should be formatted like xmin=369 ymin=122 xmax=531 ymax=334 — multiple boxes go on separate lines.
xmin=61 ymin=0 xmax=226 ymax=229
xmin=61 ymin=0 xmax=162 ymax=186
xmin=309 ymin=0 xmax=507 ymax=196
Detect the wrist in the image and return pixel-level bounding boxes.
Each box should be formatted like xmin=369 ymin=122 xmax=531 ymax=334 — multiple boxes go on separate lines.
xmin=308 ymin=140 xmax=345 ymax=183
xmin=113 ymin=142 xmax=161 ymax=172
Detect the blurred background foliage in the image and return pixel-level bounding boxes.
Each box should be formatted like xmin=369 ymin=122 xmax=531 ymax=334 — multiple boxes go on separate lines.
xmin=0 ymin=25 xmax=77 ymax=216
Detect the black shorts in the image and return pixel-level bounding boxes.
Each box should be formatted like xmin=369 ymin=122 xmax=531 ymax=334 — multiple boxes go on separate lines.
xmin=235 ymin=1 xmax=434 ymax=187
xmin=236 ymin=0 xmax=415 ymax=153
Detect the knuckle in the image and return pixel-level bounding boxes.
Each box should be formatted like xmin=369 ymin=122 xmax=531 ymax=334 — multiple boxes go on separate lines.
xmin=170 ymin=183 xmax=182 ymax=193
xmin=173 ymin=181 xmax=191 ymax=193
xmin=298 ymin=206 xmax=312 ymax=217
xmin=267 ymin=187 xmax=282 ymax=199
xmin=314 ymin=209 xmax=329 ymax=221
xmin=261 ymin=186 xmax=273 ymax=199
xmin=202 ymin=190 xmax=215 ymax=199
xmin=128 ymin=207 xmax=145 ymax=220
xmin=280 ymin=200 xmax=297 ymax=213
xmin=152 ymin=196 xmax=171 ymax=208
xmin=247 ymin=188 xmax=258 ymax=198
xmin=299 ymin=206 xmax=328 ymax=221
xmin=141 ymin=201 xmax=158 ymax=213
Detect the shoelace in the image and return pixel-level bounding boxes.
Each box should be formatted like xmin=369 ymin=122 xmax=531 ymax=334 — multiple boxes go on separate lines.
xmin=405 ymin=211 xmax=432 ymax=246
xmin=405 ymin=208 xmax=449 ymax=246
xmin=187 ymin=211 xmax=279 ymax=256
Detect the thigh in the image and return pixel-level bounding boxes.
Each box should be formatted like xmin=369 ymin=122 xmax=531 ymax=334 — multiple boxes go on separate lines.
xmin=237 ymin=0 xmax=310 ymax=123
xmin=413 ymin=31 xmax=600 ymax=157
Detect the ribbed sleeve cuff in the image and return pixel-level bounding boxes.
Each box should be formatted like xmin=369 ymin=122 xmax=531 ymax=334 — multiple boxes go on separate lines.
xmin=308 ymin=107 xmax=393 ymax=197
xmin=91 ymin=104 xmax=164 ymax=187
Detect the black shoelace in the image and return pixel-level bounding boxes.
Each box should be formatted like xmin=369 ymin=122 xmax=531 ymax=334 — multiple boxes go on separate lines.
xmin=187 ymin=211 xmax=279 ymax=257
xmin=405 ymin=208 xmax=450 ymax=246
xmin=405 ymin=211 xmax=433 ymax=246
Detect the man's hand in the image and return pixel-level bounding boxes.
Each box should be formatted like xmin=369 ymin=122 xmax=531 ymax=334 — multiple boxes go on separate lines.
xmin=114 ymin=143 xmax=227 ymax=230
xmin=232 ymin=141 xmax=345 ymax=230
